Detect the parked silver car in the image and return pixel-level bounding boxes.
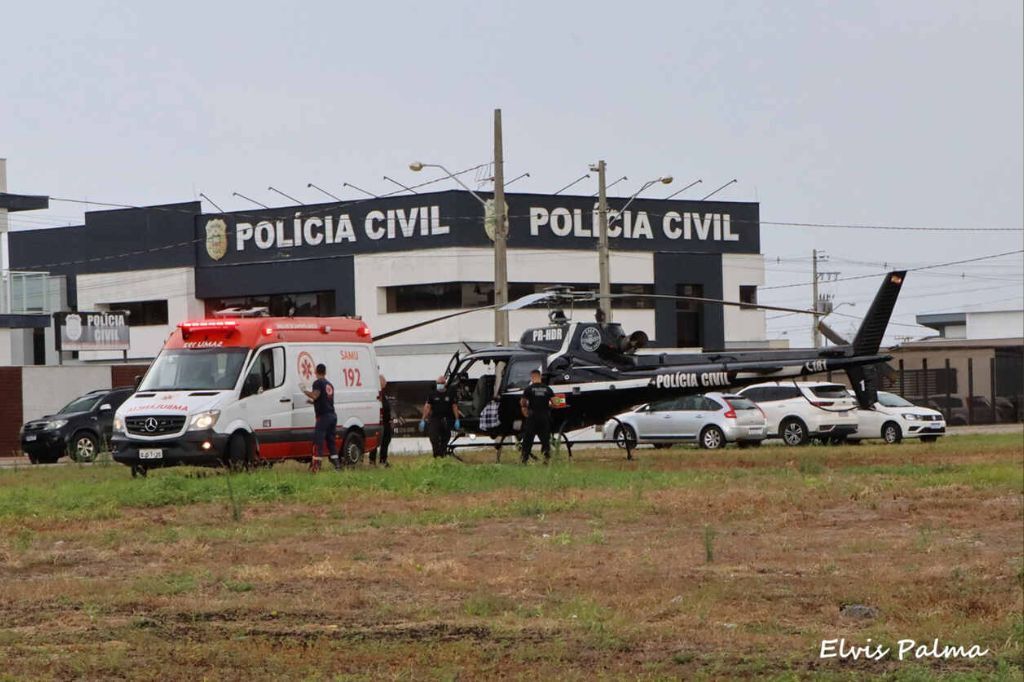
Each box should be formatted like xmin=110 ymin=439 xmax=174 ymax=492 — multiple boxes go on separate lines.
xmin=602 ymin=393 xmax=767 ymax=450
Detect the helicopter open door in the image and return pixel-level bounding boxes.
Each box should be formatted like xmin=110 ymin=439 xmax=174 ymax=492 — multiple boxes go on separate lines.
xmin=442 ymin=350 xmax=461 ymax=381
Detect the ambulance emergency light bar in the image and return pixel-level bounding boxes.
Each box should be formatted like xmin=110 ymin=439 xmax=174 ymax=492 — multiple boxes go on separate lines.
xmin=178 ymin=318 xmax=372 ymax=338
xmin=178 ymin=320 xmax=239 ymax=331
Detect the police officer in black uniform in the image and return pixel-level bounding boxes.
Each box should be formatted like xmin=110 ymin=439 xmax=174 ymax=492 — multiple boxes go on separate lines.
xmin=520 ymin=368 xmax=555 ymax=464
xmin=371 ymin=374 xmax=394 ymax=467
xmin=301 ymin=363 xmax=341 ymax=471
xmin=420 ymin=375 xmax=461 ymax=458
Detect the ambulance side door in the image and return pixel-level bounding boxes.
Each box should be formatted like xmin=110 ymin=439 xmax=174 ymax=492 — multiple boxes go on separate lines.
xmin=239 ymin=345 xmax=292 ymax=456
xmin=290 ymin=345 xmax=321 ymax=436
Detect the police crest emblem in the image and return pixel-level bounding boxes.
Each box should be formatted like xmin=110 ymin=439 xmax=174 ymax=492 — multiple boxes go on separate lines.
xmin=204 ymin=219 xmax=228 ymax=261
xmin=64 ymin=313 xmax=83 ymax=341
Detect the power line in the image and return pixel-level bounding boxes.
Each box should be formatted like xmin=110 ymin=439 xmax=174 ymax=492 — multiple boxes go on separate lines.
xmin=761 ymin=250 xmax=1024 ymax=290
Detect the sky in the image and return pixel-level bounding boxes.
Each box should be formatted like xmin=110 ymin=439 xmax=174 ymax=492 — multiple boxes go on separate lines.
xmin=3 ymin=0 xmax=1022 ymax=345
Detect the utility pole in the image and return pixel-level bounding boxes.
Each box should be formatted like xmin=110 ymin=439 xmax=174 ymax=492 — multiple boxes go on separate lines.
xmin=812 ymin=248 xmax=820 ymax=347
xmin=595 ymin=160 xmax=611 ymax=322
xmin=492 ymin=109 xmax=509 ymax=345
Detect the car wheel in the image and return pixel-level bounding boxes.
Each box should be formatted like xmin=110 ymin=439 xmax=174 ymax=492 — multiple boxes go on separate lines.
xmin=699 ymin=425 xmax=726 ymax=450
xmin=226 ymin=433 xmax=250 ymax=471
xmin=920 ymin=436 xmax=939 ymax=443
xmin=882 ymin=422 xmax=903 ymax=444
xmin=342 ymin=431 xmax=365 ymax=465
xmin=613 ymin=425 xmax=638 ymax=450
xmin=780 ymin=418 xmax=808 ymax=446
xmin=70 ymin=431 xmax=99 ymax=463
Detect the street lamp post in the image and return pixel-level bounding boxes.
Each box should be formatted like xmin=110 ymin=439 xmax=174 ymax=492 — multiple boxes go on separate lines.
xmin=590 ymin=167 xmax=672 ymax=322
xmin=411 ymin=113 xmax=510 ymax=346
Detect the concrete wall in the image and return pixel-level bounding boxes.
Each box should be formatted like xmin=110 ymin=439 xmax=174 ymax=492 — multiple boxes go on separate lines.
xmin=967 ymin=311 xmax=1024 ymax=340
xmin=21 ymin=366 xmax=112 ymax=422
xmin=721 ymin=253 xmax=767 ymax=342
xmin=0 ymin=329 xmax=11 ymax=366
xmin=74 ymin=266 xmax=202 ymax=361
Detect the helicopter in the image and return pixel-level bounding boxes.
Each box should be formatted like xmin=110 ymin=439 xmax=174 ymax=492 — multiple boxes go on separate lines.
xmin=374 ymin=271 xmax=907 ymax=459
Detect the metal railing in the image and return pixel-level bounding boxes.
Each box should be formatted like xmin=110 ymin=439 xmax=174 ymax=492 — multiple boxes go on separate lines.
xmin=0 ymin=270 xmax=53 ymax=315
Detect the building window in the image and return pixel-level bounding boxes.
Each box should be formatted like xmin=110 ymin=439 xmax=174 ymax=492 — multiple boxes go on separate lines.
xmin=383 ymin=282 xmax=654 ymax=313
xmin=204 ymin=291 xmax=336 ymax=317
xmin=101 ymin=300 xmax=169 ymax=326
xmin=675 ymin=284 xmax=703 ymax=347
xmin=739 ymin=285 xmax=758 ymax=310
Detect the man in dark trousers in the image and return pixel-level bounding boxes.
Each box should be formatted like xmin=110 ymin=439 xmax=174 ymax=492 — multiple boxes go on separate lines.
xmin=420 ymin=375 xmax=461 ymax=458
xmin=301 ymin=363 xmax=341 ymax=472
xmin=371 ymin=374 xmax=394 ymax=467
xmin=520 ymin=368 xmax=555 ymax=464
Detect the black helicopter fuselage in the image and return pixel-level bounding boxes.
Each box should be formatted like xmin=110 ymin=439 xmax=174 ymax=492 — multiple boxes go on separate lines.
xmin=440 ymin=271 xmax=906 ymax=438
xmin=444 ymin=319 xmax=891 ymax=438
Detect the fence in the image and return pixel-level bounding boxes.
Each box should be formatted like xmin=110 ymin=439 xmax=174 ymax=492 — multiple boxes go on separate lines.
xmin=881 ymin=353 xmax=1023 ymax=425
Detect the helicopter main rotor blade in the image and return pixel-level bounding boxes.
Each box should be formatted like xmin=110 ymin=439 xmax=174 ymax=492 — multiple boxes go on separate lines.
xmin=374 ymin=304 xmax=497 ymax=342
xmin=500 ymin=292 xmax=553 ymax=311
xmin=598 ymin=292 xmax=826 ymax=318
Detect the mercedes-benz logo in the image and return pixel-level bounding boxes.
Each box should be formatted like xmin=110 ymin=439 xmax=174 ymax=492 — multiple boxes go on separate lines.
xmin=144 ymin=417 xmax=159 ymax=433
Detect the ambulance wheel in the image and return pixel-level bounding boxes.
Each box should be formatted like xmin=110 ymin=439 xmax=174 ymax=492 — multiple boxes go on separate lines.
xmin=226 ymin=433 xmax=250 ymax=471
xmin=342 ymin=431 xmax=364 ymax=465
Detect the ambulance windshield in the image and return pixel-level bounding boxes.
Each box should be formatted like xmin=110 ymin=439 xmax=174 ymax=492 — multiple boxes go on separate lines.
xmin=140 ymin=348 xmax=249 ymax=392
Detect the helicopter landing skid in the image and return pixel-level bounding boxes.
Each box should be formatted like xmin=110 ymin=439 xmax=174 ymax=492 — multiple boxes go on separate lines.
xmin=443 ymin=416 xmax=636 ymax=462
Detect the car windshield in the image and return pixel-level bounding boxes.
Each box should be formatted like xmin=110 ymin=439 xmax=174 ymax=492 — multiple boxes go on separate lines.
xmin=58 ymin=394 xmax=103 ymax=414
xmin=725 ymin=397 xmax=758 ymax=410
xmin=877 ymin=392 xmax=914 ymax=408
xmin=139 ymin=348 xmax=250 ymax=391
xmin=811 ymin=385 xmax=850 ymax=399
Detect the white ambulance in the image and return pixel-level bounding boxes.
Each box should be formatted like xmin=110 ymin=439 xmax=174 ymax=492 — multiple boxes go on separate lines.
xmin=111 ymin=315 xmax=381 ymax=475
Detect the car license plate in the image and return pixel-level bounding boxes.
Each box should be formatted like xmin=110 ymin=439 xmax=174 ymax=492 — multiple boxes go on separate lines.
xmin=24 ymin=435 xmax=37 ymax=442
xmin=138 ymin=448 xmax=163 ymax=460
xmin=748 ymin=427 xmax=763 ymax=434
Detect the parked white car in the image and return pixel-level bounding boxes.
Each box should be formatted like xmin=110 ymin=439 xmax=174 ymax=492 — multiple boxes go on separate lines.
xmin=602 ymin=392 xmax=767 ymax=450
xmin=849 ymin=390 xmax=946 ymax=444
xmin=737 ymin=382 xmax=859 ymax=446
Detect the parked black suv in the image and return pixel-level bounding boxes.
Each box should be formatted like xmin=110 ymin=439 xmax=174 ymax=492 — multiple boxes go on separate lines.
xmin=21 ymin=388 xmax=134 ymax=463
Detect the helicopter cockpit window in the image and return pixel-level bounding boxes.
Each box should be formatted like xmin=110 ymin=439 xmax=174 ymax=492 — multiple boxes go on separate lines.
xmin=504 ymin=357 xmax=544 ymax=390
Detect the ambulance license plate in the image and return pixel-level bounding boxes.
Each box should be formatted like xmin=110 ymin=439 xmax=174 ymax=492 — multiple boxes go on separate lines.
xmin=139 ymin=449 xmax=163 ymax=460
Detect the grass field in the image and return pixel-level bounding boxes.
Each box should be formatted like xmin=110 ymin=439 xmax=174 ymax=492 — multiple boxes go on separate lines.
xmin=1 ymin=433 xmax=1021 ymax=680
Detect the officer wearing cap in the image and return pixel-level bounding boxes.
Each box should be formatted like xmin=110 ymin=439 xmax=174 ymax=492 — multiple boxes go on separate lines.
xmin=420 ymin=376 xmax=461 ymax=458
xmin=520 ymin=368 xmax=555 ymax=464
